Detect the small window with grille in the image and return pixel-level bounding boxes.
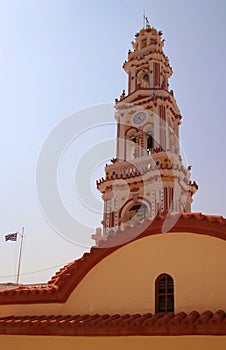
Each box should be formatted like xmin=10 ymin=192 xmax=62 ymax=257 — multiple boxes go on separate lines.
xmin=155 ymin=274 xmax=174 ymax=313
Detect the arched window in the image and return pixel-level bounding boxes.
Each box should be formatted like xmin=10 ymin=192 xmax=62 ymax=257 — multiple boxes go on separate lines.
xmin=155 ymin=274 xmax=174 ymax=313
xmin=143 ymin=124 xmax=154 ymax=155
xmin=121 ymin=202 xmax=150 ymax=225
xmin=129 ymin=203 xmax=148 ymax=221
xmin=141 ymin=38 xmax=147 ymax=48
xmin=146 ymin=132 xmax=153 ymax=154
xmin=125 ymin=128 xmax=138 ymax=160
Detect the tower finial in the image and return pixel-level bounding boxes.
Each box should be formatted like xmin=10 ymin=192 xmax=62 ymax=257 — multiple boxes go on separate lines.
xmin=143 ymin=10 xmax=150 ymax=28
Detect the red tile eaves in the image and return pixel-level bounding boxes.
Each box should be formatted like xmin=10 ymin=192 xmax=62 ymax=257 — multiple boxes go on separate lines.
xmin=0 ymin=212 xmax=226 ymax=305
xmin=1 ymin=310 xmax=226 ymax=336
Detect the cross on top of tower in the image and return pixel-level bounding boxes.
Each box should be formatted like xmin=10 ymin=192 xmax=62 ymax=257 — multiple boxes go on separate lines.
xmin=143 ymin=11 xmax=150 ymax=28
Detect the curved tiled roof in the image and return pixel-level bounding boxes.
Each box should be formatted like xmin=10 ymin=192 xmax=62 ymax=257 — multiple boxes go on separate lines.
xmin=1 ymin=310 xmax=226 ymax=336
xmin=0 ymin=212 xmax=226 ymax=305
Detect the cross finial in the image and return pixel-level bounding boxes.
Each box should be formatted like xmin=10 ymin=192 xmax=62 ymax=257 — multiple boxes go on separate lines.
xmin=143 ymin=10 xmax=150 ymax=28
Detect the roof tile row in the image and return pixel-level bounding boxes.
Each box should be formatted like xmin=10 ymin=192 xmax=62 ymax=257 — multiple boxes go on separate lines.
xmin=1 ymin=311 xmax=226 ymax=336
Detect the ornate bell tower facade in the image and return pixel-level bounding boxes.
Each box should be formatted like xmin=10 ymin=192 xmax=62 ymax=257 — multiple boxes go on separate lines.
xmin=95 ymin=25 xmax=198 ymax=241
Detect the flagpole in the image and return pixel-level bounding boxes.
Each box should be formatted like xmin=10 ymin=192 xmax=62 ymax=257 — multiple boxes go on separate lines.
xmin=16 ymin=227 xmax=24 ymax=285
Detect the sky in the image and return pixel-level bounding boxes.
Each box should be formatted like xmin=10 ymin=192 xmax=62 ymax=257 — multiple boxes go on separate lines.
xmin=0 ymin=0 xmax=225 ymax=284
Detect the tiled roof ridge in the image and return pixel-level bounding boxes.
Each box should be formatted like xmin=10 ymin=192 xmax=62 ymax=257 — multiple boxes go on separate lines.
xmin=0 ymin=212 xmax=225 ymax=305
xmin=0 ymin=310 xmax=226 ymax=336
xmin=97 ymin=211 xmax=226 ymax=248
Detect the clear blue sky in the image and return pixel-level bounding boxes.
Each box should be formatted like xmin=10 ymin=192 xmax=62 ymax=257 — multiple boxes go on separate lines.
xmin=0 ymin=0 xmax=225 ymax=283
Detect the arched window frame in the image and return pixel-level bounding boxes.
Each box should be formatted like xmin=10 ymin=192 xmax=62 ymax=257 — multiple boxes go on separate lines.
xmin=125 ymin=127 xmax=138 ymax=160
xmin=143 ymin=123 xmax=154 ymax=155
xmin=120 ymin=199 xmax=151 ymax=225
xmin=146 ymin=131 xmax=154 ymax=154
xmin=128 ymin=203 xmax=148 ymax=221
xmin=155 ymin=273 xmax=174 ymax=313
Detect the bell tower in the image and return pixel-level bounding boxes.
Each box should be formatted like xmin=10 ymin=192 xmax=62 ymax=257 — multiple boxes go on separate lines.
xmin=94 ymin=24 xmax=198 ymax=244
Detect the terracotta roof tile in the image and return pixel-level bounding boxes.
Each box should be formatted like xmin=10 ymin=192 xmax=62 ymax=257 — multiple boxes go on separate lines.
xmin=155 ymin=312 xmax=175 ymax=326
xmin=195 ymin=311 xmax=213 ymax=325
xmin=181 ymin=310 xmax=199 ymax=325
xmin=130 ymin=313 xmax=152 ymax=327
xmin=1 ymin=311 xmax=226 ymax=336
xmin=168 ymin=311 xmax=186 ymax=326
xmin=0 ymin=212 xmax=226 ymax=305
xmin=209 ymin=310 xmax=226 ymax=324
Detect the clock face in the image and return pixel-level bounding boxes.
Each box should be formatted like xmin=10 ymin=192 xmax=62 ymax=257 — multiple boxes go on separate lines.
xmin=133 ymin=111 xmax=147 ymax=125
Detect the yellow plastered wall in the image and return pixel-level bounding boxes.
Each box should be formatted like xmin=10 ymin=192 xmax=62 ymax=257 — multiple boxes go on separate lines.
xmin=1 ymin=232 xmax=226 ymax=317
xmin=1 ymin=335 xmax=226 ymax=350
